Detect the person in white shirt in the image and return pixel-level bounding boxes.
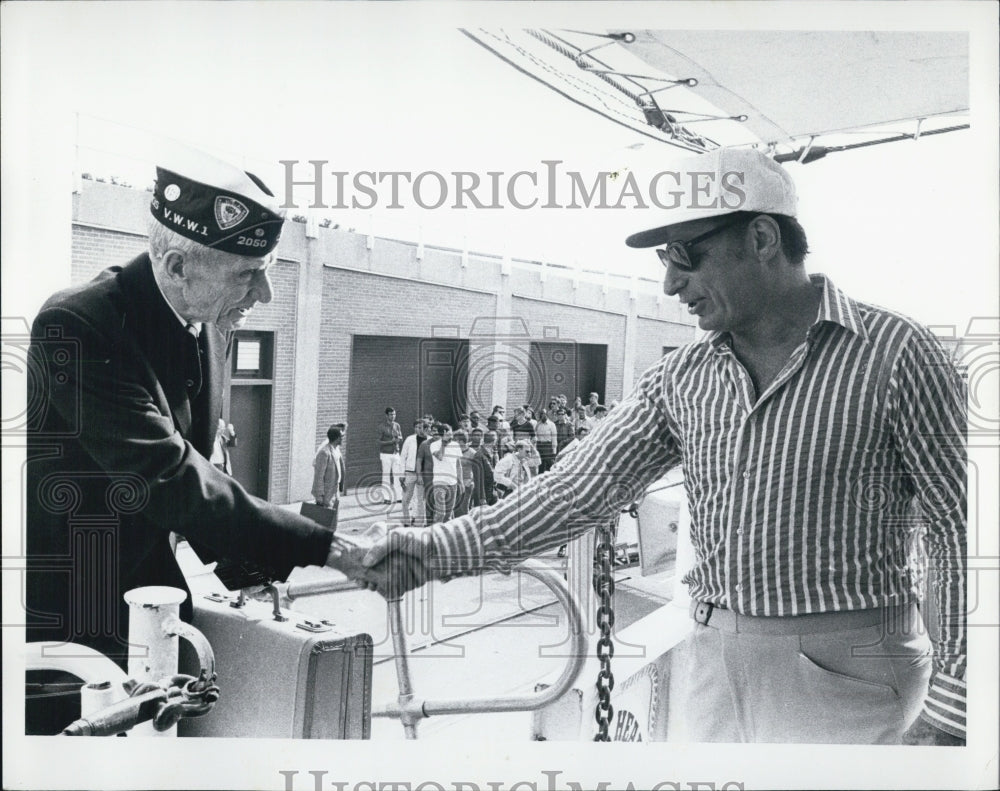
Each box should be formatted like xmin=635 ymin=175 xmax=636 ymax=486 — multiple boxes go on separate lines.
xmin=534 ymin=409 xmax=557 ymax=473
xmin=399 ymin=420 xmax=429 ymax=526
xmin=453 ymin=430 xmax=477 ymax=517
xmin=377 ymin=407 xmax=403 ymax=505
xmin=428 ymin=423 xmax=462 ymax=522
xmin=493 ymin=440 xmax=533 ymax=498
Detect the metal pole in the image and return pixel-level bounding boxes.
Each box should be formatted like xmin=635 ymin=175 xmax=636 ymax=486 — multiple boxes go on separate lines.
xmin=387 ymin=598 xmax=419 ymax=739
xmin=565 ymin=528 xmax=596 ymax=636
xmin=372 ymin=559 xmax=588 ymax=729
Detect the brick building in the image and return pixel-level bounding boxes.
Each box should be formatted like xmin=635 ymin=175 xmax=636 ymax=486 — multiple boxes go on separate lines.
xmin=71 ymin=180 xmax=697 ymax=504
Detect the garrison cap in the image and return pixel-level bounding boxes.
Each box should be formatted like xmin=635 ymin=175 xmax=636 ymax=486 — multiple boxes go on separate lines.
xmin=150 ymin=150 xmax=284 ymax=257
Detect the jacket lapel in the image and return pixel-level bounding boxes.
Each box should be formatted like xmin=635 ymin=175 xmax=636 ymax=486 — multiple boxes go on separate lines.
xmin=117 ymin=255 xmax=225 ymax=447
xmin=191 ymin=325 xmax=227 ymax=456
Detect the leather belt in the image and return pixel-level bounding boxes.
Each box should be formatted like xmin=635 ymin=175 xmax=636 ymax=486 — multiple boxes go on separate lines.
xmin=689 ymin=599 xmax=907 ymax=635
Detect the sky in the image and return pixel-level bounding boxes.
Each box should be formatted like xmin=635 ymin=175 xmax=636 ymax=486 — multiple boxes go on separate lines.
xmin=1 ymin=2 xmax=997 ymax=330
xmin=2 ymin=3 xmax=998 ymax=790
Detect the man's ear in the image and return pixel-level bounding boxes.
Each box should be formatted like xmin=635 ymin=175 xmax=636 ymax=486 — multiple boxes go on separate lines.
xmin=161 ymin=250 xmax=189 ymax=282
xmin=747 ymin=215 xmax=782 ymax=264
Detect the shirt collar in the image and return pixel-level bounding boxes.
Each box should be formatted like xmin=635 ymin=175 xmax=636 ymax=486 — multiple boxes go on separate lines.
xmin=707 ymin=273 xmax=868 ymax=348
xmin=811 ymin=273 xmax=868 ymax=340
xmin=152 ymin=272 xmax=202 ymax=335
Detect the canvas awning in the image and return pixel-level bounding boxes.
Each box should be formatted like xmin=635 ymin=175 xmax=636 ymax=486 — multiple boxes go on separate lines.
xmin=616 ymin=30 xmax=969 ymax=146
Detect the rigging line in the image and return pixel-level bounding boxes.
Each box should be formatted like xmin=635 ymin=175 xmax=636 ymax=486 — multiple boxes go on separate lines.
xmin=460 ymin=29 xmax=708 ymax=153
xmin=668 ymin=113 xmax=750 ymax=125
xmin=638 ymin=40 xmax=789 ymax=143
xmin=470 ymin=29 xmax=639 ymax=122
xmin=782 ymin=116 xmax=968 ymax=138
xmin=573 ymin=30 xmax=638 ymax=61
xmin=772 ymin=124 xmax=970 ymax=163
xmin=534 ymin=29 xmax=718 ymax=149
xmin=541 ymin=29 xmax=704 ymax=115
xmin=827 ymin=123 xmax=970 ymax=149
xmin=540 ymin=28 xmax=656 ymax=101
xmin=557 ymin=29 xmax=635 ymax=41
xmin=504 ymin=30 xmax=650 ymax=122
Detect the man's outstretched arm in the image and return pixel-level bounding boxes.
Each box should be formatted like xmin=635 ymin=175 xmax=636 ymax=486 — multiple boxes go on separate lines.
xmin=362 ymin=361 xmax=683 ymax=595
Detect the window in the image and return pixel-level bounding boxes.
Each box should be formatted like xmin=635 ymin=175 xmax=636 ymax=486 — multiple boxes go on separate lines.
xmin=232 ymin=332 xmax=274 ymax=380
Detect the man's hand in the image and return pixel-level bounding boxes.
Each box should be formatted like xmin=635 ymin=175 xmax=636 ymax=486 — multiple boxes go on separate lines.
xmin=901 ymin=716 xmax=965 ymax=746
xmin=360 ymin=524 xmax=437 ymax=599
xmin=361 ymin=551 xmax=431 ymax=600
xmin=324 ymin=543 xmax=372 ymax=584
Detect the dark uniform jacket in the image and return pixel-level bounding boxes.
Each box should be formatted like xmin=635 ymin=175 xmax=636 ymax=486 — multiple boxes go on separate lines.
xmin=25 ymin=254 xmax=332 ymax=667
xmin=471 ymin=445 xmax=498 ymax=506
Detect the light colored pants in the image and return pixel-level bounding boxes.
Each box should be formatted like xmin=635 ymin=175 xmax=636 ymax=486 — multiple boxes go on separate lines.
xmin=401 ymin=471 xmax=423 ymax=523
xmin=429 ymin=482 xmax=457 ymax=523
xmin=665 ymin=602 xmax=932 ymax=744
xmin=379 ymin=452 xmax=403 ymax=501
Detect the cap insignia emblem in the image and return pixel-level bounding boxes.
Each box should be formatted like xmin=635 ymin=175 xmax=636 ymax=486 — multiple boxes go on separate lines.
xmin=214 ymin=196 xmax=249 ymax=230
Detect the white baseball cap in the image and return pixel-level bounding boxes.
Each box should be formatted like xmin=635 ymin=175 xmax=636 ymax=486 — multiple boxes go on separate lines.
xmin=625 ymin=147 xmax=797 ymax=248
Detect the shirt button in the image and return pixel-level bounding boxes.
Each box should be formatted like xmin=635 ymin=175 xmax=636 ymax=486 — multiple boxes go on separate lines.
xmin=735 ymin=584 xmax=743 ymax=592
xmin=185 ymin=379 xmax=195 ymax=388
xmin=737 ymin=527 xmax=744 ymax=536
xmin=742 ymin=471 xmax=750 ymax=480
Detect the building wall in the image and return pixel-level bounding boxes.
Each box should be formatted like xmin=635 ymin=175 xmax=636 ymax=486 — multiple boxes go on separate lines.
xmin=315 ymin=266 xmax=496 ymax=464
xmin=247 ymin=259 xmax=300 ymax=501
xmin=71 ymin=225 xmax=148 ymax=283
xmin=70 ymin=179 xmax=698 ymax=504
xmin=634 ymin=316 xmax=698 ymax=384
xmin=511 ymin=296 xmax=627 ymax=402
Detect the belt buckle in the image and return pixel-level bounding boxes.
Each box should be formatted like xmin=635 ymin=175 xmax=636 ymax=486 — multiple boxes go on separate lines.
xmin=693 ymin=601 xmax=714 ymax=626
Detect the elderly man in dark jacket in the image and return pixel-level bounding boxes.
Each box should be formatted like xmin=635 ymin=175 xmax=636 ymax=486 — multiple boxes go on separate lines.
xmin=25 ymin=152 xmax=381 ymax=732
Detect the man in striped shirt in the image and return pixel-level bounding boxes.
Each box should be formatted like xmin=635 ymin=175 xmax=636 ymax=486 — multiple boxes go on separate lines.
xmin=363 ymin=148 xmax=966 ymax=745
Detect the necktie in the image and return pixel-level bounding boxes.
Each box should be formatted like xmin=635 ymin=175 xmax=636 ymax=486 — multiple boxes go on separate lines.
xmin=184 ymin=324 xmax=203 ymax=399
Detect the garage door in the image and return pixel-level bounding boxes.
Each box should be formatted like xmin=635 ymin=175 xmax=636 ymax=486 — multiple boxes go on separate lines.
xmin=346 ymin=335 xmax=468 ymax=489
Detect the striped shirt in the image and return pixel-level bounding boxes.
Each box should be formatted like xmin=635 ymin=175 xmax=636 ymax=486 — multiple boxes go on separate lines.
xmin=430 ymin=275 xmax=967 ymax=737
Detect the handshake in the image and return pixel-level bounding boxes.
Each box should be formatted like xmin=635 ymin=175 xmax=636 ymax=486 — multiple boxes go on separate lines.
xmin=327 ymin=523 xmax=436 ymax=600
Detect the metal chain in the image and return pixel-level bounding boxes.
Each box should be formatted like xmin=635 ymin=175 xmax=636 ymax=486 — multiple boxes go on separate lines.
xmin=593 ymin=518 xmax=617 ymax=741
xmin=126 ymin=672 xmax=220 ymax=732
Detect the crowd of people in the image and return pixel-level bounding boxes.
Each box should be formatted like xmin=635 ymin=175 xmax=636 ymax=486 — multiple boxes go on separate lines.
xmin=310 ymin=394 xmax=615 ymax=528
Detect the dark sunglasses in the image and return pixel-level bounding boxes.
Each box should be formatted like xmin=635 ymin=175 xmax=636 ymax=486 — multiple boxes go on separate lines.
xmin=656 ymin=217 xmax=745 ymax=272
